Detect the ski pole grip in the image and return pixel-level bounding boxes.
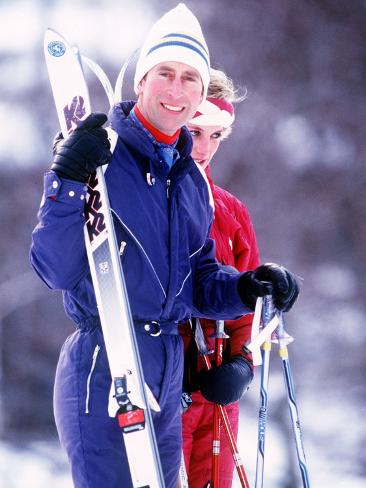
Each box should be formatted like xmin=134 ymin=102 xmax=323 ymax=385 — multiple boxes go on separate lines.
xmin=262 ymin=294 xmax=275 ymax=327
xmin=261 ymin=280 xmax=274 ymax=298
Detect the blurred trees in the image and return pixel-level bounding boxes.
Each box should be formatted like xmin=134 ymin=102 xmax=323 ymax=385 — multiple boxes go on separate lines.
xmin=0 ymin=0 xmax=365 ymax=484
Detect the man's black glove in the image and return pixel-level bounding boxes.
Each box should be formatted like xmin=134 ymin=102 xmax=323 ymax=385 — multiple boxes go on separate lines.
xmin=238 ymin=263 xmax=300 ymax=312
xmin=198 ymin=355 xmax=253 ymax=406
xmin=51 ymin=112 xmax=112 ymax=183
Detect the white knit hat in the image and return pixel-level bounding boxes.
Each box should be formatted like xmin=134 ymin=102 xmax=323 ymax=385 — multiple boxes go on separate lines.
xmin=134 ymin=3 xmax=210 ymax=97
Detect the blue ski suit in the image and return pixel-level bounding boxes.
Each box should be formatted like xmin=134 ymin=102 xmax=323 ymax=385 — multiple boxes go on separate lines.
xmin=30 ymin=102 xmax=250 ymax=488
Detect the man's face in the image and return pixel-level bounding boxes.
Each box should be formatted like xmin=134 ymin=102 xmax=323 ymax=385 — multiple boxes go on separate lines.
xmin=136 ymin=61 xmax=204 ymax=135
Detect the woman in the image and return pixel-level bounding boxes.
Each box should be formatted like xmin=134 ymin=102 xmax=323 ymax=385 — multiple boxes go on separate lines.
xmin=181 ymin=68 xmax=260 ymax=488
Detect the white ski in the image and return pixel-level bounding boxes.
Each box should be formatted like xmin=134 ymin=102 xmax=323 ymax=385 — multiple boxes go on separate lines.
xmin=44 ymin=28 xmax=165 ymax=488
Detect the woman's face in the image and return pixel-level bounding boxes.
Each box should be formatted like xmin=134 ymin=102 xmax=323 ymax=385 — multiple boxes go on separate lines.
xmin=187 ymin=123 xmax=225 ymax=170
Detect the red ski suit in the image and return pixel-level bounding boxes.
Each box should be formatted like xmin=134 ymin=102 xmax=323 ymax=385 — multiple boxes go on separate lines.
xmin=181 ymin=171 xmax=260 ymax=487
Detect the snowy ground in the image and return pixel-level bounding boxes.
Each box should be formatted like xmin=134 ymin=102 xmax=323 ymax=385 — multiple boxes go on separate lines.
xmin=1 ymin=373 xmax=365 ymax=487
xmin=234 ymin=372 xmax=366 ymax=488
xmin=0 ymin=439 xmax=72 ymax=488
xmin=1 ymin=431 xmax=364 ymax=488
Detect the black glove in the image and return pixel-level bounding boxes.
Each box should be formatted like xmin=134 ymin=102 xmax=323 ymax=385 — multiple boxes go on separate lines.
xmin=52 ymin=130 xmax=64 ymax=155
xmin=238 ymin=262 xmax=300 ymax=312
xmin=198 ymin=355 xmax=253 ymax=406
xmin=51 ymin=112 xmax=112 ymax=183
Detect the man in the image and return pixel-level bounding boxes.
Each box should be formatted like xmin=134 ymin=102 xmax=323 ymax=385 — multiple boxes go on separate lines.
xmin=30 ymin=4 xmax=299 ymax=488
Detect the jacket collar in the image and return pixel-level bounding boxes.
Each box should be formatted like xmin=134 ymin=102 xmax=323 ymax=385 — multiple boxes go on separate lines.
xmin=108 ymin=101 xmax=196 ymax=185
xmin=109 ymin=101 xmax=193 ymax=161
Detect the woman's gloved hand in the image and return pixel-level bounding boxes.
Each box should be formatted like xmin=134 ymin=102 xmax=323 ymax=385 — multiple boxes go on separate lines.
xmin=198 ymin=355 xmax=253 ymax=405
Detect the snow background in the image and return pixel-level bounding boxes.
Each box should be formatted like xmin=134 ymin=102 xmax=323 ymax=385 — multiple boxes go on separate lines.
xmin=1 ymin=0 xmax=365 ymax=486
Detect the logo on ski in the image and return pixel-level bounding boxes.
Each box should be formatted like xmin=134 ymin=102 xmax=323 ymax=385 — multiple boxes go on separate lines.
xmin=63 ymin=96 xmax=87 ymax=133
xmin=99 ymin=261 xmax=109 ymax=274
xmin=47 ymin=41 xmax=66 ymax=57
xmin=85 ymin=172 xmax=106 ymax=243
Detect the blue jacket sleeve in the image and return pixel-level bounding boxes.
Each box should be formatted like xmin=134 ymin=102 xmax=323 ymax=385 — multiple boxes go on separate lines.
xmin=192 ymin=236 xmax=252 ymax=320
xmin=30 ymin=171 xmax=89 ymax=290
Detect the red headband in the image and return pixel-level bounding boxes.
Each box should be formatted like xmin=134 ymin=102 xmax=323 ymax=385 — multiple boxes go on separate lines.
xmin=190 ymin=97 xmax=235 ymax=128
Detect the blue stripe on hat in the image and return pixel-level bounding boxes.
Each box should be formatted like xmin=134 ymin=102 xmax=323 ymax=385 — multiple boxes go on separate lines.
xmin=147 ymin=41 xmax=209 ymax=67
xmin=162 ymin=33 xmax=209 ymax=55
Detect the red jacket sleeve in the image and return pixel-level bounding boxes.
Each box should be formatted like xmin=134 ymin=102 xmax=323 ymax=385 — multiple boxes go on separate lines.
xmin=207 ymin=183 xmax=261 ymax=360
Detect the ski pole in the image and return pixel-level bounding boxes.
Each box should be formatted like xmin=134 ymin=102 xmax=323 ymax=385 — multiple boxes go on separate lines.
xmin=254 ymin=295 xmax=275 ymax=488
xmin=195 ymin=320 xmax=251 ymax=488
xmin=211 ymin=320 xmax=229 ymax=487
xmin=178 ymin=451 xmax=189 ymax=488
xmin=179 ymin=391 xmax=192 ymax=488
xmin=276 ymin=313 xmax=311 ymax=488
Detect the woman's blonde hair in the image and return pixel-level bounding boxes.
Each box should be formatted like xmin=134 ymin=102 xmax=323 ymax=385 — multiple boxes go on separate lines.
xmin=207 ymin=68 xmax=247 ymax=103
xmin=207 ymin=68 xmax=246 ymax=139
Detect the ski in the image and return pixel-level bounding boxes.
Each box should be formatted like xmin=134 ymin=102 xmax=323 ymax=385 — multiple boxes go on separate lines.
xmin=44 ymin=28 xmax=165 ymax=488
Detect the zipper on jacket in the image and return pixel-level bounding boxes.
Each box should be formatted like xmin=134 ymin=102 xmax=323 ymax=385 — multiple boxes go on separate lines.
xmin=111 ymin=209 xmax=167 ymax=299
xmin=166 ymin=179 xmax=171 ymax=199
xmin=85 ymin=344 xmax=101 ymax=414
xmin=119 ymin=240 xmax=127 ymax=256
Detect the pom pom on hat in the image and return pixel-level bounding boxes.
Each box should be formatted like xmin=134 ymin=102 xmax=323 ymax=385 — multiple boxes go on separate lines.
xmin=134 ymin=3 xmax=210 ymax=97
